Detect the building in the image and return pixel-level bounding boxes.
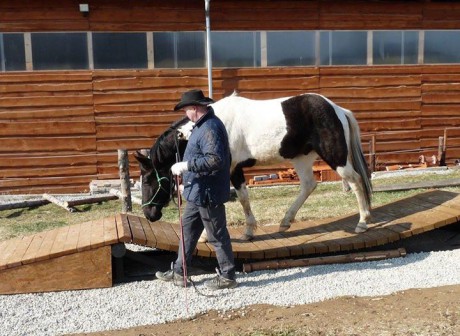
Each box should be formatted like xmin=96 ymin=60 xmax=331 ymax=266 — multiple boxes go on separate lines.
xmin=2 ymin=0 xmax=460 ymax=193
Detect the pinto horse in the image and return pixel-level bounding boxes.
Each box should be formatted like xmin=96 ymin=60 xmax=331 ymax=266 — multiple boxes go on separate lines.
xmin=134 ymin=92 xmax=372 ymax=241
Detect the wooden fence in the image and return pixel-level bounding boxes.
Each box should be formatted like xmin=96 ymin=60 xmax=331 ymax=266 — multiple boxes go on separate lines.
xmin=1 ymin=65 xmax=460 ymax=193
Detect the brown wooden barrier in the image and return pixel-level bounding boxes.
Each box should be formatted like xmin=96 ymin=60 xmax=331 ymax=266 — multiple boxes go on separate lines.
xmin=2 ymin=65 xmax=460 ymax=193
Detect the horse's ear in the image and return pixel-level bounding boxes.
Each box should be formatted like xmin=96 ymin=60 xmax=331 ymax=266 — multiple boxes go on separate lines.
xmin=134 ymin=151 xmax=152 ymax=172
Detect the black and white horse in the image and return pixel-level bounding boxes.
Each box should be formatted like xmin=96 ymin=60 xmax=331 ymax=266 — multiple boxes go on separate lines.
xmin=135 ymin=92 xmax=372 ymax=241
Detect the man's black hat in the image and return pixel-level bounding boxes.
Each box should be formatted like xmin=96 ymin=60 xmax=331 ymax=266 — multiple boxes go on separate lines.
xmin=174 ymin=89 xmax=214 ymax=111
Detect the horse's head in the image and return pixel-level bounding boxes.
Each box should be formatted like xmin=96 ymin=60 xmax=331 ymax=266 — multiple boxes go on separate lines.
xmin=134 ymin=151 xmax=172 ymax=222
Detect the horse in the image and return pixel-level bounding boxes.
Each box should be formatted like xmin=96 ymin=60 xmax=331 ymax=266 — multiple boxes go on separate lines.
xmin=134 ymin=92 xmax=372 ymax=241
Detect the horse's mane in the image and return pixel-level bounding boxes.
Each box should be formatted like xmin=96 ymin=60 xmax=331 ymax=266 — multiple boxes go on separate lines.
xmin=150 ymin=116 xmax=189 ymax=166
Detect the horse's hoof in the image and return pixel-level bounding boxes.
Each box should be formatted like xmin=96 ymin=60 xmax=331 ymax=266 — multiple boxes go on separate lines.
xmin=239 ymin=233 xmax=254 ymax=241
xmin=278 ymin=225 xmax=290 ymax=232
xmin=355 ymin=223 xmax=368 ymax=233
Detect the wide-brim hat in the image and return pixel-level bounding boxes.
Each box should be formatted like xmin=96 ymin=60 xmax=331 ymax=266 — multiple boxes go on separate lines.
xmin=174 ymin=89 xmax=214 ymax=111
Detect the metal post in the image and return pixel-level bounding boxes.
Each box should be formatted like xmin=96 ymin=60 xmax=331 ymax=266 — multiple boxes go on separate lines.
xmin=205 ymin=0 xmax=213 ymax=98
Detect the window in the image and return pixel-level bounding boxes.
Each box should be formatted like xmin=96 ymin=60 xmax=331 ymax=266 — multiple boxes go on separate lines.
xmin=93 ymin=33 xmax=147 ymax=69
xmin=154 ymin=32 xmax=205 ymax=68
xmin=0 ymin=33 xmax=26 ymax=71
xmin=424 ymin=31 xmax=460 ymax=64
xmin=320 ymin=31 xmax=367 ymax=65
xmin=211 ymin=32 xmax=261 ymax=67
xmin=267 ymin=31 xmax=316 ymax=66
xmin=31 ymin=33 xmax=88 ymax=70
xmin=373 ymin=31 xmax=418 ymax=64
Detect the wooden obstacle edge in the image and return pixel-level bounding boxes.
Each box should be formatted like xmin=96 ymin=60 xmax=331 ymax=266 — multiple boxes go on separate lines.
xmin=242 ymin=248 xmax=407 ymax=273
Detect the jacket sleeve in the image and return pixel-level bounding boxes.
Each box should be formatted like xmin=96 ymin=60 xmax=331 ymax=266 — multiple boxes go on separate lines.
xmin=188 ymin=124 xmax=227 ymax=174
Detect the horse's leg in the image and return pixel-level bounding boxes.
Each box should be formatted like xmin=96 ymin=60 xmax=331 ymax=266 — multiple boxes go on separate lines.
xmin=199 ymin=159 xmax=257 ymax=242
xmin=234 ymin=183 xmax=257 ymax=240
xmin=280 ymin=153 xmax=318 ymax=232
xmin=336 ymin=162 xmax=372 ymax=233
xmin=231 ymin=159 xmax=257 ymax=240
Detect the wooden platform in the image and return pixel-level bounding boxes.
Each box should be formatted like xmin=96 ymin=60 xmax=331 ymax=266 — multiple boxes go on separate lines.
xmin=1 ymin=189 xmax=460 ymax=294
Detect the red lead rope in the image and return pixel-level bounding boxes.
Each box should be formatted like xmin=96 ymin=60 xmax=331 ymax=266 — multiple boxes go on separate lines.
xmin=176 ymin=174 xmax=189 ymax=314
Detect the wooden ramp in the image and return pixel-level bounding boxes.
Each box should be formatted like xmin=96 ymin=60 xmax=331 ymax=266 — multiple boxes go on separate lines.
xmin=1 ymin=189 xmax=460 ymax=294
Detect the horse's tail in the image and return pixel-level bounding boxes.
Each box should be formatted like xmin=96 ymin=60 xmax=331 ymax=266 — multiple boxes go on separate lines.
xmin=345 ymin=111 xmax=373 ymax=208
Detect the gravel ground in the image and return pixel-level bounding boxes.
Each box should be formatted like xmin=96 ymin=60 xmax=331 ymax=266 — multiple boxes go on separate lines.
xmin=0 ymin=249 xmax=459 ymax=336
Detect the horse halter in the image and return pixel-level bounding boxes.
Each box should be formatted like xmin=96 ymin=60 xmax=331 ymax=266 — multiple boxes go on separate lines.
xmin=142 ymin=127 xmax=184 ymax=208
xmin=141 ymin=167 xmax=170 ymax=208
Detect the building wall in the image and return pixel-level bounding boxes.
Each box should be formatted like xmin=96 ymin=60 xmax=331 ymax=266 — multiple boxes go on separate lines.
xmin=2 ymin=1 xmax=460 ymax=32
xmin=2 ymin=0 xmax=460 ymax=193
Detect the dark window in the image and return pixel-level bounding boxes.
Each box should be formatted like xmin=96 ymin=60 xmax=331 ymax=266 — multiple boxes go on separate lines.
xmin=211 ymin=32 xmax=261 ymax=67
xmin=373 ymin=31 xmax=418 ymax=64
xmin=0 ymin=33 xmax=26 ymax=71
xmin=93 ymin=33 xmax=147 ymax=69
xmin=31 ymin=33 xmax=88 ymax=70
xmin=320 ymin=31 xmax=367 ymax=65
xmin=424 ymin=31 xmax=460 ymax=64
xmin=154 ymin=32 xmax=204 ymax=68
xmin=267 ymin=31 xmax=316 ymax=66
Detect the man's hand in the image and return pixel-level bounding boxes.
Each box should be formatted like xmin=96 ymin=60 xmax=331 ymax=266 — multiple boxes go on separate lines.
xmin=171 ymin=161 xmax=188 ymax=175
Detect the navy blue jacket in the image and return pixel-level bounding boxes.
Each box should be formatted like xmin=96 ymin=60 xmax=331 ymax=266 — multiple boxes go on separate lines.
xmin=182 ymin=108 xmax=231 ymax=206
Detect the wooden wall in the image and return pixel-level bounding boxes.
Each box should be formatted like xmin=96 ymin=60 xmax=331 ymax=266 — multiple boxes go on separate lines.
xmin=2 ymin=0 xmax=460 ymax=193
xmin=2 ymin=65 xmax=460 ymax=193
xmin=2 ymin=1 xmax=460 ymax=32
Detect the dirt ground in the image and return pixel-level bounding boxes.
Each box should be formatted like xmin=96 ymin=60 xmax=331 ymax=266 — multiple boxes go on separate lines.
xmin=76 ymin=284 xmax=459 ymax=336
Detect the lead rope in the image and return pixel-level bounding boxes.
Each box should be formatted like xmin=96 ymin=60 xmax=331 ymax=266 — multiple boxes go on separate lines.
xmin=175 ymin=154 xmax=189 ymax=315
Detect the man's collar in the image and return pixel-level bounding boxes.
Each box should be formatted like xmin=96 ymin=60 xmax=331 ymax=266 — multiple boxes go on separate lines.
xmin=194 ymin=107 xmax=214 ymax=127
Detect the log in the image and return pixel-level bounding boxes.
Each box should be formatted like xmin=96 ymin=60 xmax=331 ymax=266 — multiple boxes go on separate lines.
xmin=118 ymin=149 xmax=132 ymax=213
xmin=0 ymin=199 xmax=49 ymax=211
xmin=66 ymin=194 xmax=118 ymax=206
xmin=242 ymin=248 xmax=407 ymax=273
xmin=109 ymin=188 xmax=142 ymax=205
xmin=42 ymin=193 xmax=76 ymax=212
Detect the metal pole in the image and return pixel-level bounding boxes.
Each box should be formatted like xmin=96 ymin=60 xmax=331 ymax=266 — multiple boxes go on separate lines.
xmin=205 ymin=0 xmax=213 ymax=98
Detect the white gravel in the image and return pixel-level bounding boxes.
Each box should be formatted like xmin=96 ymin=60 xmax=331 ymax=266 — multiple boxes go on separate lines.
xmin=1 ymin=249 xmax=459 ymax=336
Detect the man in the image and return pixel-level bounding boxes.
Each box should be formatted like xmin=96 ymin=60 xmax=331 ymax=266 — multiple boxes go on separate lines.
xmin=155 ymin=89 xmax=237 ymax=290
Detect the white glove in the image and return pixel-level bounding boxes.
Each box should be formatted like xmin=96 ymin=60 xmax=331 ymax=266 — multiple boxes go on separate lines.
xmin=171 ymin=161 xmax=188 ymax=175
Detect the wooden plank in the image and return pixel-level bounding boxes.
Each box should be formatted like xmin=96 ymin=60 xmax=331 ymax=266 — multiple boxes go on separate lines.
xmin=77 ymin=220 xmax=94 ymax=252
xmin=137 ymin=216 xmax=157 ymax=247
xmin=255 ymin=226 xmax=292 ymax=259
xmin=114 ymin=213 xmax=131 ymax=242
xmin=0 ymin=239 xmax=17 ymax=270
xmin=272 ymin=222 xmax=318 ymax=255
xmin=20 ymin=232 xmax=46 ymax=265
xmin=5 ymin=235 xmax=34 ymax=269
xmin=167 ymin=222 xmax=212 ymax=258
xmin=48 ymin=225 xmax=70 ymax=259
xmin=0 ymin=246 xmax=112 ymax=295
xmin=118 ymin=214 xmax=133 ymax=243
xmin=232 ymin=227 xmax=265 ymax=259
xmin=33 ymin=228 xmax=59 ymax=263
xmin=102 ymin=216 xmax=120 ymax=246
xmin=127 ymin=214 xmax=147 ymax=246
xmin=227 ymin=227 xmax=254 ymax=260
xmin=159 ymin=222 xmax=180 ymax=252
xmin=412 ymin=190 xmax=460 ymax=211
xmin=90 ymin=218 xmax=106 ymax=249
xmin=60 ymin=224 xmax=80 ymax=254
xmin=147 ymin=220 xmax=173 ymax=251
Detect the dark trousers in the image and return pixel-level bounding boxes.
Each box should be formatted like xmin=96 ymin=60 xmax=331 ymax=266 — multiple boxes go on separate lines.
xmin=173 ymin=201 xmax=236 ymax=280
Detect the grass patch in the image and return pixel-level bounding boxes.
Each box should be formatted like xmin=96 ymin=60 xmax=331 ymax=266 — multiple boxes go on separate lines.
xmin=1 ymin=170 xmax=460 ymax=241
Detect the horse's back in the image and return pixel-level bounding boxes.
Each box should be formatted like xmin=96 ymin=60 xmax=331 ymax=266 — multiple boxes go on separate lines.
xmin=212 ymin=96 xmax=289 ymax=164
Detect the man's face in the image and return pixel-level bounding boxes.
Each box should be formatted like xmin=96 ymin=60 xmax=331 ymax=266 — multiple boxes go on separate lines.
xmin=183 ymin=105 xmax=198 ymax=122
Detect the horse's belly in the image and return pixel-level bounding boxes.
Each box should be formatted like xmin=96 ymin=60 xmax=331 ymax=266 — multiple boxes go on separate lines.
xmin=245 ymin=129 xmax=286 ymax=164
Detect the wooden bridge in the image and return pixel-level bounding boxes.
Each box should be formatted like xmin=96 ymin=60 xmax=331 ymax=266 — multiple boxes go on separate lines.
xmin=1 ymin=189 xmax=460 ymax=294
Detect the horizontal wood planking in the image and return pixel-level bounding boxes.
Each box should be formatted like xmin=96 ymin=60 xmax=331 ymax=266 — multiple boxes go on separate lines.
xmin=2 ymin=1 xmax=460 ymax=33
xmin=3 ymin=64 xmax=460 ymax=192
